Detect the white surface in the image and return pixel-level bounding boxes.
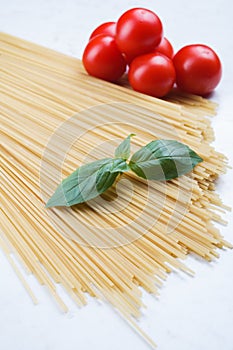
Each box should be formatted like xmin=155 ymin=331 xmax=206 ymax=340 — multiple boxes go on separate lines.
xmin=0 ymin=1 xmax=233 ymax=349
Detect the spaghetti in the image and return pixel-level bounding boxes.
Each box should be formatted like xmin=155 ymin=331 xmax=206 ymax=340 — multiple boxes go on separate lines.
xmin=0 ymin=33 xmax=231 ymax=347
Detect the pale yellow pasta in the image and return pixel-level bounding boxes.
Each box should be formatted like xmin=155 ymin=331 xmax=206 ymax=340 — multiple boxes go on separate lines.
xmin=0 ymin=33 xmax=231 ymax=348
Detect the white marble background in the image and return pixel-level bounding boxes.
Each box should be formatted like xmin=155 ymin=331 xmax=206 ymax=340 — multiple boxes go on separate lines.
xmin=0 ymin=1 xmax=233 ymax=349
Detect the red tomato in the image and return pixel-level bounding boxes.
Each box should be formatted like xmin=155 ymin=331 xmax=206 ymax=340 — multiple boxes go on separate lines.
xmin=173 ymin=44 xmax=222 ymax=95
xmin=89 ymin=22 xmax=116 ymax=40
xmin=82 ymin=35 xmax=126 ymax=82
xmin=116 ymin=8 xmax=163 ymax=60
xmin=154 ymin=37 xmax=174 ymax=59
xmin=129 ymin=53 xmax=176 ymax=97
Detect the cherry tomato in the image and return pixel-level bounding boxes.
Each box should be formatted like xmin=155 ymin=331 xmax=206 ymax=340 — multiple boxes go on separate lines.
xmin=82 ymin=35 xmax=126 ymax=82
xmin=129 ymin=53 xmax=176 ymax=97
xmin=173 ymin=44 xmax=222 ymax=95
xmin=89 ymin=22 xmax=116 ymax=40
xmin=116 ymin=8 xmax=163 ymax=60
xmin=154 ymin=37 xmax=174 ymax=59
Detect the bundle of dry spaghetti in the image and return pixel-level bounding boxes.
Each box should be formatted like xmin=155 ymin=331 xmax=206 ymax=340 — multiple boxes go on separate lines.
xmin=0 ymin=33 xmax=231 ymax=347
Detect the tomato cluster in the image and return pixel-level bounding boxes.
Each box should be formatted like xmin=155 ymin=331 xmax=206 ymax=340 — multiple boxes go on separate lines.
xmin=82 ymin=8 xmax=222 ymax=97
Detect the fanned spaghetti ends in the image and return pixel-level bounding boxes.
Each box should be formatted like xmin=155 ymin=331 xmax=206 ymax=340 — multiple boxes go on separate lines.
xmin=0 ymin=33 xmax=231 ymax=348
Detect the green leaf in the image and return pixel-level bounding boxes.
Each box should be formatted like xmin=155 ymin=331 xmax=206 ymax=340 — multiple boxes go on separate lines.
xmin=129 ymin=139 xmax=203 ymax=181
xmin=46 ymin=158 xmax=129 ymax=207
xmin=114 ymin=133 xmax=136 ymax=160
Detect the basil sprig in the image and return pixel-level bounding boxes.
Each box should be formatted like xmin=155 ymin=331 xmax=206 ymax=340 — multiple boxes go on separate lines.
xmin=46 ymin=135 xmax=203 ymax=208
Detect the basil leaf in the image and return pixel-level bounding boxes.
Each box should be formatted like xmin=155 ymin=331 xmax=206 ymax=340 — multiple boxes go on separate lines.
xmin=46 ymin=158 xmax=129 ymax=207
xmin=129 ymin=140 xmax=203 ymax=181
xmin=114 ymin=133 xmax=136 ymax=160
